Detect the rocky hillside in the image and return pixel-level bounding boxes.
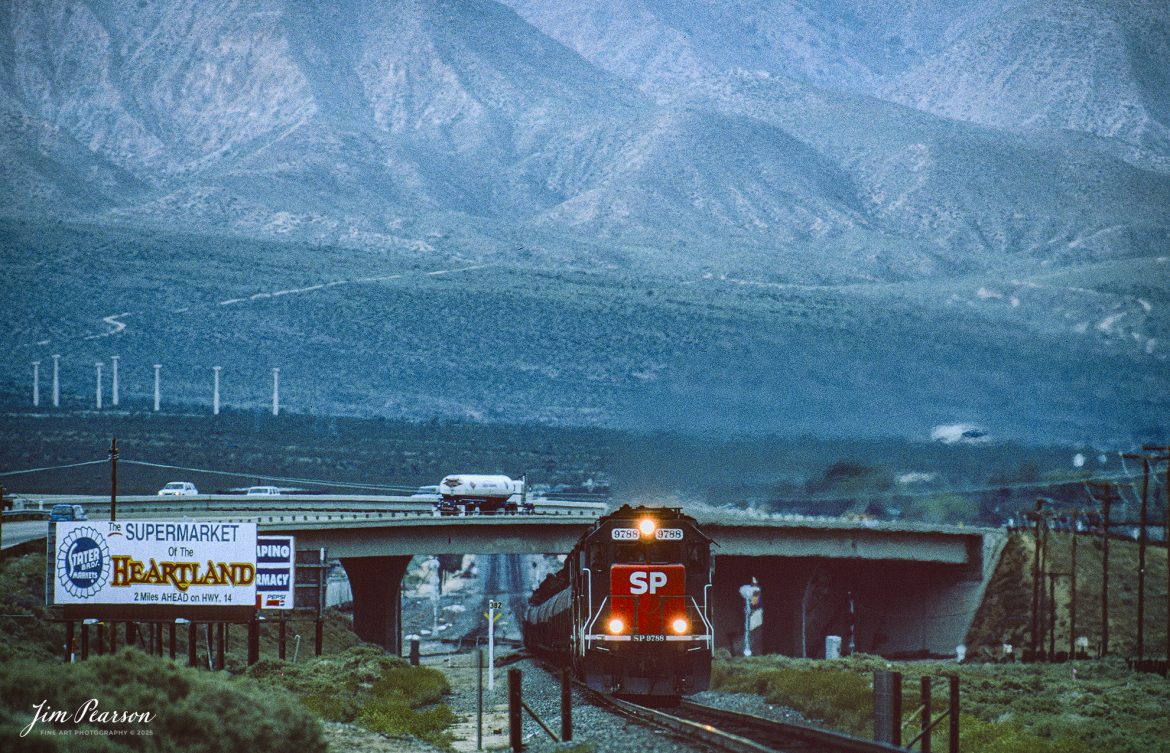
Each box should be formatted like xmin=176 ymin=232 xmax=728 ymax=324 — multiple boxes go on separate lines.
xmin=0 ymin=0 xmax=1166 ymax=441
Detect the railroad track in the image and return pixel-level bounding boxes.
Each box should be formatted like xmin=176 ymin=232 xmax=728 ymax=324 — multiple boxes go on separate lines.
xmin=575 ymin=680 xmax=906 ymax=753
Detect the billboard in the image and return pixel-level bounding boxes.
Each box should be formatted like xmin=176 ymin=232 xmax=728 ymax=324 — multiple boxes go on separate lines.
xmin=53 ymin=521 xmax=257 ymax=607
xmin=256 ymin=536 xmax=295 ymax=610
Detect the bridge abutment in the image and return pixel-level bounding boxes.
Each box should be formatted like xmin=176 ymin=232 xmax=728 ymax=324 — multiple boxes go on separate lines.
xmin=712 ymin=548 xmax=1000 ymax=659
xmin=341 ymin=556 xmax=411 ymax=654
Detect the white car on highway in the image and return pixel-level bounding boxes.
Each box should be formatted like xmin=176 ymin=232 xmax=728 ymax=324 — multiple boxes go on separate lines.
xmin=245 ymin=485 xmax=281 ymax=496
xmin=158 ymin=481 xmax=198 ymax=496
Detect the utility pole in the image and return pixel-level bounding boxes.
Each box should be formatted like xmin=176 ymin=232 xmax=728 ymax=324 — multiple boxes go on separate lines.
xmin=1046 ymin=571 xmax=1063 ymax=658
xmin=1136 ymin=455 xmax=1149 ymax=661
xmin=1031 ymin=503 xmax=1042 ymax=658
xmin=1088 ymin=483 xmax=1117 ymax=657
xmin=1069 ymin=515 xmax=1078 ymax=659
xmin=1030 ymin=499 xmax=1050 ymax=658
xmin=32 ymin=361 xmax=40 ymax=407
xmin=109 ymin=437 xmax=119 ymax=522
xmin=1140 ymin=445 xmax=1170 ymax=662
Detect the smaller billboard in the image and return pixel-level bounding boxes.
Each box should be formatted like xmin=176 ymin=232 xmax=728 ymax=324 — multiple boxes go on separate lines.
xmin=255 ymin=536 xmax=296 ymax=610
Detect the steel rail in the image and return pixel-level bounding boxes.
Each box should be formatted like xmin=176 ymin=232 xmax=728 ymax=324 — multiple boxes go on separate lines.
xmin=568 ymin=675 xmax=906 ymax=753
xmin=674 ymin=700 xmax=908 ymax=753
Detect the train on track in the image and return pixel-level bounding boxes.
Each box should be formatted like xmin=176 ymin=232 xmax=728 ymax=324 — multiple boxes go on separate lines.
xmin=523 ymin=505 xmax=714 ymax=700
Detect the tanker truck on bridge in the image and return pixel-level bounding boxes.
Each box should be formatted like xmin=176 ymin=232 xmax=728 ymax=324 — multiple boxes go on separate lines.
xmin=433 ymin=474 xmax=531 ymax=516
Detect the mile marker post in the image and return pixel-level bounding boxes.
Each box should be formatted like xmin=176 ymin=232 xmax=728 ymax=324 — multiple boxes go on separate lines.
xmin=486 ymin=600 xmax=502 ymax=692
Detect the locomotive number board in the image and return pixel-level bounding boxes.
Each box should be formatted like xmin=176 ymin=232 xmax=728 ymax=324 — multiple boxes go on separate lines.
xmin=611 ymin=528 xmax=684 ymax=540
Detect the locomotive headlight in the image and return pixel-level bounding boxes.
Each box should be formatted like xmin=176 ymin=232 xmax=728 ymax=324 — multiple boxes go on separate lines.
xmin=638 ymin=518 xmax=656 ymax=537
xmin=607 ymin=617 xmax=626 ymax=634
xmin=671 ymin=617 xmax=689 ymax=635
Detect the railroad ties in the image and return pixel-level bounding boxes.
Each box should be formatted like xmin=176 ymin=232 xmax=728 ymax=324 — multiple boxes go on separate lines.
xmin=578 ymin=688 xmax=907 ymax=753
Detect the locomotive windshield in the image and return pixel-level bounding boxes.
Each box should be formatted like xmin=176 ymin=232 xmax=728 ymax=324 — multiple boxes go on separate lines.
xmin=614 ymin=541 xmax=682 ymax=563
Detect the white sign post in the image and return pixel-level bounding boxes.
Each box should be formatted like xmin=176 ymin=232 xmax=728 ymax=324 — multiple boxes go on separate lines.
xmin=486 ymin=599 xmax=502 ymax=691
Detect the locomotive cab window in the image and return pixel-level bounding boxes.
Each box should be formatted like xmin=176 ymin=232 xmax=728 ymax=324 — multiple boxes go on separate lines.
xmin=687 ymin=543 xmax=708 ymax=570
xmin=589 ymin=542 xmax=607 ymax=571
xmin=614 ymin=541 xmax=682 ymax=563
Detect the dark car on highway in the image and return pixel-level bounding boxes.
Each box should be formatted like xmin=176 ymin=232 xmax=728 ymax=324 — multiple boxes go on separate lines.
xmin=49 ymin=504 xmax=87 ymax=522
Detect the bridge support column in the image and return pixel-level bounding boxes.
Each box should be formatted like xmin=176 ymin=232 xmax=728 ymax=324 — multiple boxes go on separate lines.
xmin=342 ymin=556 xmax=411 ymax=655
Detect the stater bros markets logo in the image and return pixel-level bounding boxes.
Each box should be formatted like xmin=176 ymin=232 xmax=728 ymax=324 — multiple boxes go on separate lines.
xmin=56 ymin=527 xmax=111 ymax=598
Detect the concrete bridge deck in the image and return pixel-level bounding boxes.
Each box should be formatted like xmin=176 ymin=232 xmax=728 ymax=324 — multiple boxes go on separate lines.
xmin=5 ymin=497 xmax=1003 ymax=660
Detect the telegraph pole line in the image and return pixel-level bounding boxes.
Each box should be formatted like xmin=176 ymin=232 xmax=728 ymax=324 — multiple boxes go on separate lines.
xmin=1122 ymin=453 xmax=1153 ymax=660
xmin=1087 ymin=482 xmax=1117 ymax=657
xmin=1069 ymin=514 xmax=1078 ymax=659
xmin=1141 ymin=444 xmax=1170 ymax=662
xmin=1030 ymin=498 xmax=1050 ymax=658
xmin=1046 ymin=571 xmax=1066 ymax=659
xmin=1031 ymin=503 xmax=1042 ymax=657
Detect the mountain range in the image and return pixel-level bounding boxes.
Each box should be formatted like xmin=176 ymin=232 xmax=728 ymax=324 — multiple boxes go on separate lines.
xmin=0 ymin=0 xmax=1167 ymax=443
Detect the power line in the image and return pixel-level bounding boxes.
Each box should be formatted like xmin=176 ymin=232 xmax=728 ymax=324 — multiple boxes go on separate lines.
xmin=0 ymin=459 xmax=108 ymax=477
xmin=118 ymin=459 xmax=416 ymax=492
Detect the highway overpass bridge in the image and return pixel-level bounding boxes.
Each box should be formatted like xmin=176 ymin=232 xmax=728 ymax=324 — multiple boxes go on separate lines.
xmin=3 ymin=495 xmax=1003 ymax=659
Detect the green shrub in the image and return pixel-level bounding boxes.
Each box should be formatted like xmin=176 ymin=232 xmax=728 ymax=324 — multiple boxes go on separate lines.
xmin=713 ymin=656 xmax=1170 ymax=753
xmin=960 ymin=715 xmax=1096 ymax=753
xmin=357 ymin=695 xmax=456 ymax=747
xmin=0 ymin=651 xmax=325 ymax=753
xmin=247 ymin=646 xmax=457 ymax=748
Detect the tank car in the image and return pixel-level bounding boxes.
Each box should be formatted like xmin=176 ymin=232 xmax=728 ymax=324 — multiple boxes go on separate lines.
xmin=524 ymin=505 xmax=713 ymax=700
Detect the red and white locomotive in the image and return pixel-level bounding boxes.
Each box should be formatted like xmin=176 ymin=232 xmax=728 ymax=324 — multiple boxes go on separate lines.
xmin=524 ymin=505 xmax=713 ymax=699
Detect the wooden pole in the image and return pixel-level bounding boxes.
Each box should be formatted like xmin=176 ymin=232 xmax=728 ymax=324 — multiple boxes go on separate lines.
xmin=1069 ymin=525 xmax=1078 ymax=658
xmin=248 ymin=614 xmax=260 ymax=666
xmin=920 ymin=675 xmax=932 ymax=753
xmin=509 ymin=669 xmax=522 ymax=753
xmin=561 ymin=668 xmax=572 ymax=742
xmin=1031 ymin=503 xmax=1043 ymax=657
xmin=1138 ymin=458 xmax=1149 ymax=660
xmin=948 ymin=675 xmax=960 ymax=753
xmin=1101 ymin=487 xmax=1112 ymax=657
